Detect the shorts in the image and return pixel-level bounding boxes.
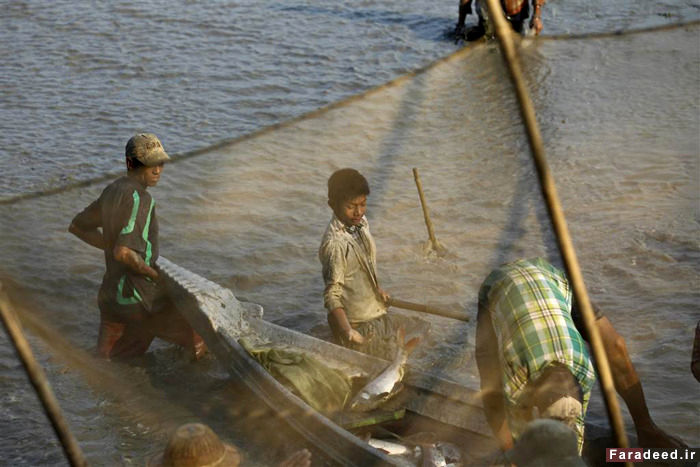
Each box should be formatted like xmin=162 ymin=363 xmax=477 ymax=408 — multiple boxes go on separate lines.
xmin=507 ymin=395 xmax=585 ymax=455
xmin=97 ymin=296 xmax=206 ymax=360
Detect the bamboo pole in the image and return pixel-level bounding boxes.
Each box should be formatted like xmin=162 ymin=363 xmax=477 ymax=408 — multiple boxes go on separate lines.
xmin=483 ymin=0 xmax=630 ymax=455
xmin=0 ymin=282 xmax=87 ymax=467
xmin=388 ymin=297 xmax=470 ymax=322
xmin=412 ymin=168 xmax=445 ymax=254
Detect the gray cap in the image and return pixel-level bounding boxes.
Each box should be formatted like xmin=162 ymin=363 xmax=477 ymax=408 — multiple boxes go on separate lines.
xmin=506 ymin=419 xmax=586 ymax=467
xmin=125 ymin=133 xmax=170 ymax=166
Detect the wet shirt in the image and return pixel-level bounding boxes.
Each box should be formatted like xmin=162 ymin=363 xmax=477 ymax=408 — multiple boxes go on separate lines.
xmin=319 ymin=215 xmax=386 ymax=324
xmin=72 ymin=176 xmax=159 ymax=318
xmin=478 ymin=257 xmax=596 ymax=450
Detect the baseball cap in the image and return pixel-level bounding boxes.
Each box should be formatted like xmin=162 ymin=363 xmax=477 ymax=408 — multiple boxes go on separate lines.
xmin=125 ymin=133 xmax=170 ymax=166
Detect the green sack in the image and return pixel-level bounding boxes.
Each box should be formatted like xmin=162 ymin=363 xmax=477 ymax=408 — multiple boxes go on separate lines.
xmin=240 ymin=338 xmax=353 ymax=413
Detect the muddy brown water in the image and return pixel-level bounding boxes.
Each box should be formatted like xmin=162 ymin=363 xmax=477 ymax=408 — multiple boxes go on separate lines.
xmin=1 ymin=2 xmax=699 ymax=465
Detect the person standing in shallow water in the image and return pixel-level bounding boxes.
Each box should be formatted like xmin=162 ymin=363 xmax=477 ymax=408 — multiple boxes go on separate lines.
xmin=455 ymin=0 xmax=546 ymax=41
xmin=318 ymin=168 xmax=397 ymax=359
xmin=69 ymin=133 xmax=206 ymax=360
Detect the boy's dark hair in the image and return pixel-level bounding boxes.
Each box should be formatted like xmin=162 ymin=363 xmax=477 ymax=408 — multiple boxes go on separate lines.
xmin=125 ymin=156 xmax=145 ymax=171
xmin=328 ymin=168 xmax=370 ymax=206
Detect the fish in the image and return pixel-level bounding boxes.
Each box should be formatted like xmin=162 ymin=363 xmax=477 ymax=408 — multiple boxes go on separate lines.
xmin=348 ymin=327 xmax=420 ymax=412
xmin=368 ymin=438 xmax=410 ymax=456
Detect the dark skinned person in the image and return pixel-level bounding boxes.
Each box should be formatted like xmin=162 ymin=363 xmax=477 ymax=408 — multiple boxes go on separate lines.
xmin=476 ymin=258 xmax=686 ymax=455
xmin=455 ymin=0 xmax=545 ymax=41
xmin=318 ymin=168 xmax=396 ymax=359
xmin=69 ymin=133 xmax=206 ymax=360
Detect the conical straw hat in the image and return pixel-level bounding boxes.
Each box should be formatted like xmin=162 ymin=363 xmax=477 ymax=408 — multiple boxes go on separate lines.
xmin=148 ymin=423 xmax=241 ymax=467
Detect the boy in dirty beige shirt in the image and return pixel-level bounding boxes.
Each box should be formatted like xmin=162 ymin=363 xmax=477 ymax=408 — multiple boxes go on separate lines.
xmin=318 ymin=168 xmax=398 ymax=359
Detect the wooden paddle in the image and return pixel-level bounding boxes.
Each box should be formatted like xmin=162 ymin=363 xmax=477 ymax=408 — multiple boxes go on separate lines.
xmin=388 ymin=297 xmax=469 ymax=322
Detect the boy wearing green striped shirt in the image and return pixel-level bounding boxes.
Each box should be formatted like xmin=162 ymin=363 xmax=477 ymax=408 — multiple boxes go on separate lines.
xmin=69 ymin=133 xmax=206 ymax=360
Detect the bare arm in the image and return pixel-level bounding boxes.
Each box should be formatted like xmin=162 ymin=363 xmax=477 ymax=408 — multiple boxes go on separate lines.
xmin=595 ymin=316 xmax=685 ymax=448
xmin=321 ymin=241 xmax=364 ymax=343
xmin=113 ymin=245 xmax=159 ymax=281
xmin=377 ymin=287 xmax=390 ymax=305
xmin=69 ymin=198 xmax=105 ymax=250
xmin=475 ymin=302 xmax=513 ymax=451
xmin=329 ymin=307 xmax=364 ymax=344
xmin=69 ymin=221 xmax=105 ymax=250
xmin=530 ymin=0 xmax=545 ymax=35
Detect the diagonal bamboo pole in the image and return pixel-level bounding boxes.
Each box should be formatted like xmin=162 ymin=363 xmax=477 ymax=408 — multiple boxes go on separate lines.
xmin=482 ymin=0 xmax=630 ymax=455
xmin=0 ymin=282 xmax=87 ymax=467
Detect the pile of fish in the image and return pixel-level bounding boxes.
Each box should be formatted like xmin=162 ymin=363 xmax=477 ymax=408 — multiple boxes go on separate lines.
xmin=344 ymin=330 xmax=465 ymax=466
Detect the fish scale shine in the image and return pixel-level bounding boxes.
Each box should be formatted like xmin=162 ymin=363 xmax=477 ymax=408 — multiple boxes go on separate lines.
xmin=348 ymin=331 xmax=420 ymax=412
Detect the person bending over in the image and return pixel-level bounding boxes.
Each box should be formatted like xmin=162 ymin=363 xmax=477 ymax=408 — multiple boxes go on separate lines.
xmin=456 ymin=0 xmax=546 ymax=41
xmin=476 ymin=257 xmax=685 ymax=453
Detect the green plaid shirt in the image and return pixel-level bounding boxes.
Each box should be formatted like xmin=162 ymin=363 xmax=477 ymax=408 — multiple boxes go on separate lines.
xmin=479 ymin=258 xmax=596 ymax=450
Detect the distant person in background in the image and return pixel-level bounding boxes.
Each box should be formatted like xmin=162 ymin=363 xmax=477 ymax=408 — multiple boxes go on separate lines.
xmin=692 ymin=320 xmax=700 ymax=383
xmin=455 ymin=0 xmax=546 ymax=41
xmin=148 ymin=422 xmax=311 ymax=467
xmin=319 ymin=168 xmax=396 ymax=359
xmin=476 ymin=258 xmax=686 ymax=454
xmin=69 ymin=133 xmax=206 ymax=360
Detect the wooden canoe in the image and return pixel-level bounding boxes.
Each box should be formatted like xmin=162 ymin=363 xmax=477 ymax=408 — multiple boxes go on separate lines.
xmin=158 ymin=257 xmax=502 ymax=465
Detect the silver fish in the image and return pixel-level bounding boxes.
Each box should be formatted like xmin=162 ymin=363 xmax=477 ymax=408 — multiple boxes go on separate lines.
xmin=348 ymin=328 xmax=420 ymax=412
xmin=368 ymin=438 xmax=409 ymax=455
